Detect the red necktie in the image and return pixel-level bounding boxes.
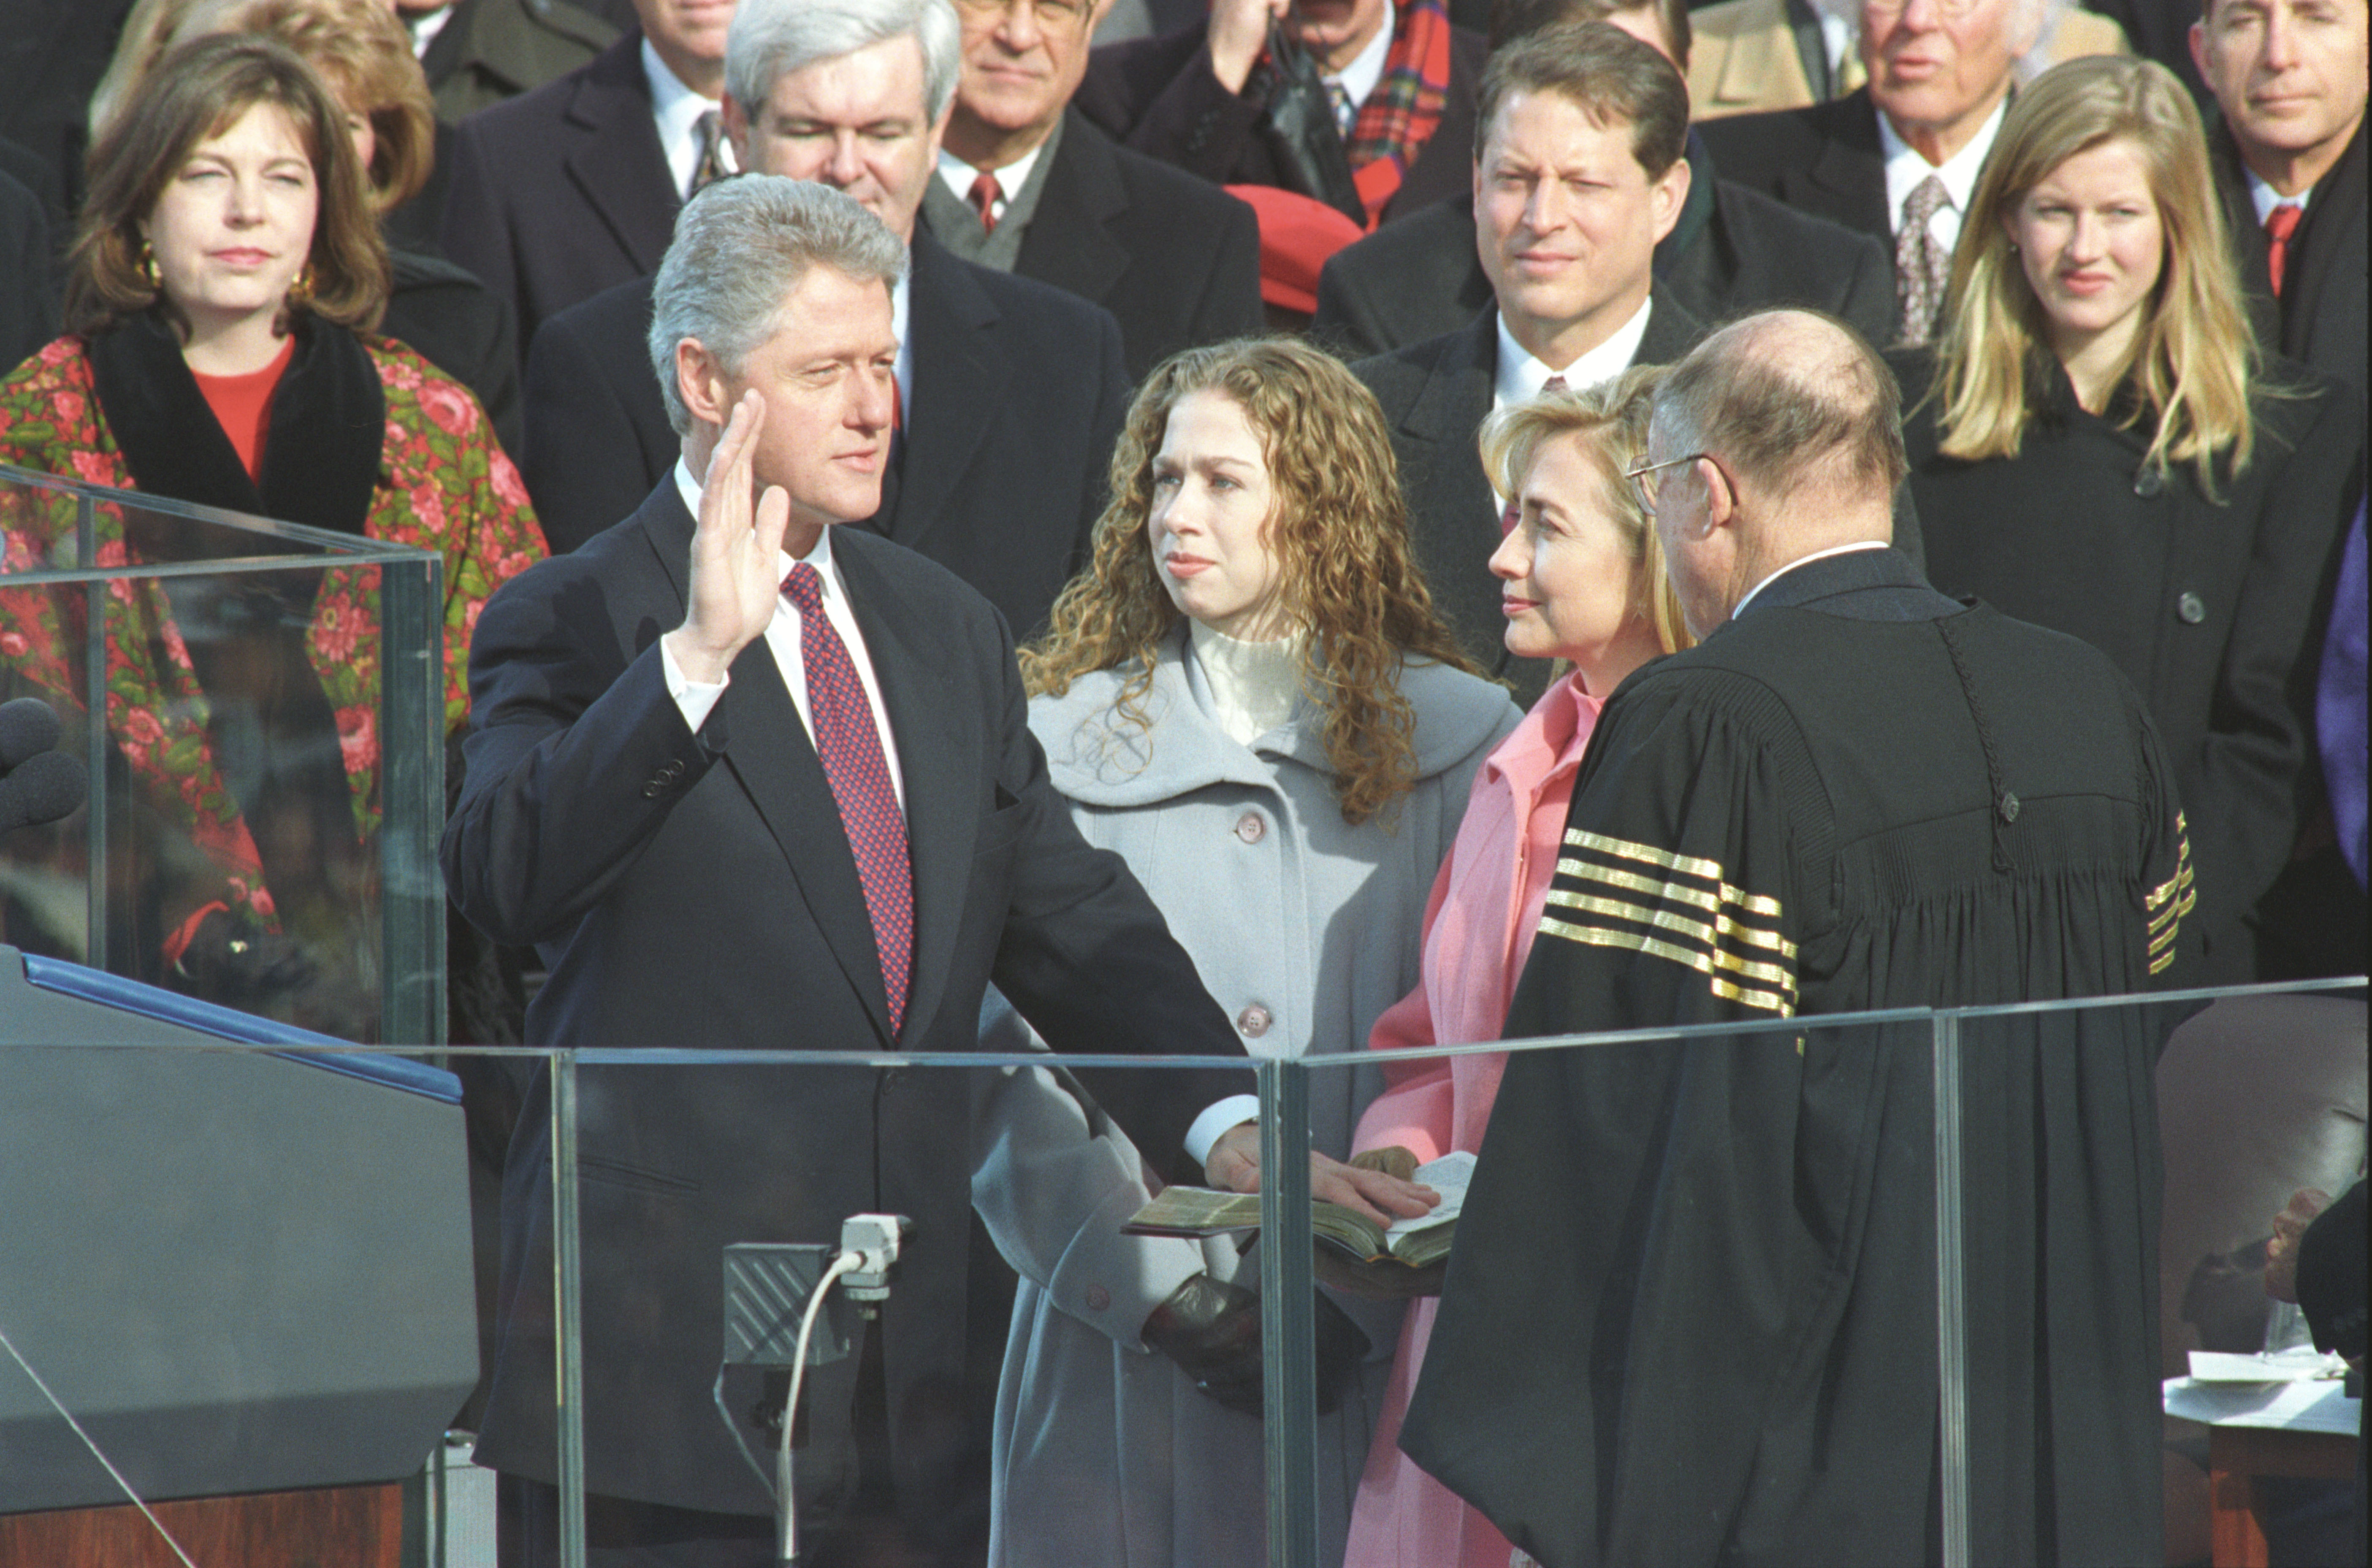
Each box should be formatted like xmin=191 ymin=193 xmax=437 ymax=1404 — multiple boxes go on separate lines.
xmin=782 ymin=563 xmax=913 ymax=1033
xmin=966 ymin=171 xmax=1000 ymax=235
xmin=1499 ymin=375 xmax=1568 ymax=536
xmin=2264 ymin=203 xmax=2303 ymax=298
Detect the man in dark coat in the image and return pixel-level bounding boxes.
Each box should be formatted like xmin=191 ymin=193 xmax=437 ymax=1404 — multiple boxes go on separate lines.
xmin=443 ymin=175 xmax=1275 ymax=1565
xmin=1079 ymin=0 xmax=1489 ymax=227
xmin=0 ymin=163 xmax=55 ymax=376
xmin=926 ymin=0 xmax=1263 ymax=380
xmin=520 ymin=0 xmax=1129 ymax=647
xmin=440 ymin=0 xmax=732 ymax=354
xmin=1402 ymin=310 xmax=2188 ymax=1568
xmin=1695 ymin=0 xmax=2042 ymax=341
xmin=2193 ymin=0 xmax=2367 ymax=401
xmin=1312 ymin=0 xmax=1896 ymax=356
xmin=1350 ymin=23 xmax=1707 ymax=703
xmin=403 ymin=0 xmax=620 ymax=124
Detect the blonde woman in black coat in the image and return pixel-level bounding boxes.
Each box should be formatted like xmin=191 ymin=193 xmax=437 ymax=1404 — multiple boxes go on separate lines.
xmin=1892 ymin=55 xmax=2364 ymax=983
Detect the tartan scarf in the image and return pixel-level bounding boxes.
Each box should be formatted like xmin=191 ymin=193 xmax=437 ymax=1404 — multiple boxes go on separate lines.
xmin=1343 ymin=0 xmax=1453 ymax=225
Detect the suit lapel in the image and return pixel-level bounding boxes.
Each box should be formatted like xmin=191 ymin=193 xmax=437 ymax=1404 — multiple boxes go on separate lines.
xmin=562 ymin=38 xmax=679 ymax=276
xmin=1401 ymin=312 xmax=1506 ymax=669
xmin=2285 ymin=122 xmax=2367 ymax=360
xmin=1638 ymin=293 xmax=1707 ymax=364
xmin=885 ymin=236 xmax=1007 ymax=558
xmin=1011 ymin=112 xmax=1133 ymax=309
xmin=832 ymin=534 xmax=980 ymax=1046
xmin=1797 ymin=91 xmax=1890 ymax=241
xmin=640 ymin=490 xmax=897 ymax=1043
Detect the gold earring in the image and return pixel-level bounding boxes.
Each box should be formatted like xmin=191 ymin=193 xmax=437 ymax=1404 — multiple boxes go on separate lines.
xmin=286 ymin=263 xmax=315 ymax=309
xmin=137 ymin=238 xmax=160 ymax=291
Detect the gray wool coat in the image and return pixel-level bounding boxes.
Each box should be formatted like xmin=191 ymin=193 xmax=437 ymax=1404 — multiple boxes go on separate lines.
xmin=972 ymin=627 xmax=1520 ymax=1568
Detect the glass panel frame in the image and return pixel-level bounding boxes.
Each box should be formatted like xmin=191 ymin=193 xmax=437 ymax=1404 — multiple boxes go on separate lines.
xmin=0 ymin=462 xmax=445 ymax=1046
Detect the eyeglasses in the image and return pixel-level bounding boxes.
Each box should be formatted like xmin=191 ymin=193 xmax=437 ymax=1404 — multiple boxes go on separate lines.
xmin=1863 ymin=0 xmax=1990 ymax=20
xmin=953 ymin=0 xmax=1095 ymax=27
xmin=1622 ymin=452 xmax=1709 ymax=515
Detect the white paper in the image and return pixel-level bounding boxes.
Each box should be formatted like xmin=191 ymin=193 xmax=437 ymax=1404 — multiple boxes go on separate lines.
xmin=2188 ymin=1349 xmax=2352 ymax=1384
xmin=1384 ymin=1150 xmax=1477 ymax=1240
xmin=2163 ymin=1375 xmax=2361 ymax=1435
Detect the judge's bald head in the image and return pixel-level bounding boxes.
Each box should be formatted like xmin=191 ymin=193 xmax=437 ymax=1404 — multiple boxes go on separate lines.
xmin=1645 ymin=311 xmax=1903 ymax=633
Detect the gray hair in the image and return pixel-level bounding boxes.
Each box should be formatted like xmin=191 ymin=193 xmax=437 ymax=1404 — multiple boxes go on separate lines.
xmin=1653 ymin=310 xmax=1906 ymax=503
xmin=724 ymin=0 xmax=962 ymax=125
xmin=647 ymin=176 xmax=908 ymax=435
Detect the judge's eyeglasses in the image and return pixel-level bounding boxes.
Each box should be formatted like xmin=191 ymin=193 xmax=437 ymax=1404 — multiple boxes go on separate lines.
xmin=1623 ymin=452 xmax=1709 ymax=515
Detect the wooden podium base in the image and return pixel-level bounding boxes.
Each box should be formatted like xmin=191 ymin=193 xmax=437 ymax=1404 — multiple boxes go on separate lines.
xmin=0 ymin=1480 xmax=402 ymax=1568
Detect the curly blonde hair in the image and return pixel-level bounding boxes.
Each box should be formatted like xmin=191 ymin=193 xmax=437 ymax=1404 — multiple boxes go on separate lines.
xmin=1928 ymin=56 xmax=2258 ymax=494
xmin=1021 ymin=337 xmax=1480 ymax=827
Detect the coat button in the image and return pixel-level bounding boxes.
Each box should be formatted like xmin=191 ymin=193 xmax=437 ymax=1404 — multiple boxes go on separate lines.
xmin=1234 ymin=812 xmax=1266 ymax=844
xmin=1085 ymin=1285 xmax=1111 ymax=1312
xmin=2177 ymin=592 xmax=2207 ymax=624
xmin=642 ymin=782 xmax=663 ymax=798
xmin=2133 ymin=466 xmax=2166 ymax=498
xmin=1236 ymin=1005 xmax=1271 ymax=1038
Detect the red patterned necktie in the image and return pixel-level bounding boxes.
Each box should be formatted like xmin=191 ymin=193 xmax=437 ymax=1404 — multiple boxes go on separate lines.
xmin=966 ymin=171 xmax=1001 ymax=235
xmin=1499 ymin=374 xmax=1567 ymax=536
xmin=2264 ymin=203 xmax=2303 ymax=298
xmin=781 ymin=563 xmax=913 ymax=1033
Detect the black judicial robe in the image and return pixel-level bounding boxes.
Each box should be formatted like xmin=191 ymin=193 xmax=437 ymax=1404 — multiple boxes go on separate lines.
xmin=1401 ymin=547 xmax=2193 ymax=1568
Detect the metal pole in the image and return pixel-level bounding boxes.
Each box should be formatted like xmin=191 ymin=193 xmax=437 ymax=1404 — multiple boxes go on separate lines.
xmin=79 ymin=494 xmax=106 ymax=973
xmin=551 ymin=1051 xmax=588 ymax=1568
xmin=1932 ymin=1011 xmax=1968 ymax=1568
xmin=1258 ymin=1059 xmax=1317 ymax=1568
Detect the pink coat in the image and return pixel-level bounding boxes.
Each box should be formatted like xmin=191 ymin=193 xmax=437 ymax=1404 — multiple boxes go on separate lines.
xmin=1341 ymin=672 xmax=1605 ymax=1568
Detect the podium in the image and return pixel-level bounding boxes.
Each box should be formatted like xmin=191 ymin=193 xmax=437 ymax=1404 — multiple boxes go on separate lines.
xmin=0 ymin=945 xmax=477 ymax=1565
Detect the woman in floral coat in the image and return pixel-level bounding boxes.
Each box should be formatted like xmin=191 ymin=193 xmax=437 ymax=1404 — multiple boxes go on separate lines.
xmin=0 ymin=35 xmax=540 ymax=1032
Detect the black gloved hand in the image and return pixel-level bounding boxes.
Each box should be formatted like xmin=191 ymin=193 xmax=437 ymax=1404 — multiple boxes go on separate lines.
xmin=172 ymin=907 xmax=316 ymax=1006
xmin=1142 ymin=1270 xmax=1373 ymax=1417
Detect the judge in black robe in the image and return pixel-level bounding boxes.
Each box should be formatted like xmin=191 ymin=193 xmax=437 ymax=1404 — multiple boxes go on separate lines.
xmin=1399 ymin=311 xmax=2193 ymax=1568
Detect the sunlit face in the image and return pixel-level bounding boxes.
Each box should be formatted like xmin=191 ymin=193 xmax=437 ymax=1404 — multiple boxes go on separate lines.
xmin=2192 ymin=0 xmax=2370 ymax=168
xmin=1475 ymin=90 xmax=1686 ymax=360
xmin=1147 ymin=390 xmax=1291 ymax=642
xmin=633 ymin=0 xmax=736 ymax=70
xmin=1861 ymin=0 xmax=2036 ymax=145
xmin=1293 ymin=0 xmax=1392 ymax=72
xmin=729 ymin=35 xmax=944 ymax=243
xmin=2008 ymin=138 xmax=2166 ymax=358
xmin=954 ymin=0 xmax=1104 ymax=141
xmin=142 ymin=101 xmax=319 ymax=337
xmin=1489 ymin=432 xmax=1651 ymax=675
xmin=693 ymin=265 xmax=900 ymax=533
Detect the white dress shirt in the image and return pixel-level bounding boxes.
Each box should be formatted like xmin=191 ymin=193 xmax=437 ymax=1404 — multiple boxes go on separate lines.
xmin=644 ymin=38 xmax=732 ymax=200
xmin=1492 ymin=295 xmax=1653 ymax=414
xmin=2247 ymin=169 xmax=2313 ymax=222
xmin=1326 ymin=11 xmax=1397 ymax=132
xmin=406 ymin=3 xmax=455 ymax=57
xmin=1879 ymin=96 xmax=2006 ymax=256
xmin=659 ymin=458 xmax=907 ymax=806
xmin=1731 ymin=540 xmax=1890 ymax=620
xmin=935 ymin=139 xmax=1049 ymax=227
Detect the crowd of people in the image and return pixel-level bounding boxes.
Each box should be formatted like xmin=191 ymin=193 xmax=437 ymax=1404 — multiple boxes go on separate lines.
xmin=0 ymin=0 xmax=2362 ymax=1565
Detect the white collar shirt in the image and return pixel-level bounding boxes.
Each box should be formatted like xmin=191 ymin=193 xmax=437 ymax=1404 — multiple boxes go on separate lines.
xmin=1731 ymin=540 xmax=1890 ymax=619
xmin=644 ymin=37 xmax=730 ymax=199
xmin=935 ymin=139 xmax=1049 ymax=226
xmin=1327 ymin=10 xmax=1397 ymax=130
xmin=659 ymin=457 xmax=907 ymax=806
xmin=2247 ymin=168 xmax=2312 ymax=223
xmin=1492 ymin=294 xmax=1653 ymax=412
xmin=1879 ymin=95 xmax=2006 ymax=255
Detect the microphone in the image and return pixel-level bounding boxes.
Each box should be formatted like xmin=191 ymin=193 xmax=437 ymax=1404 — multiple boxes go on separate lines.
xmin=0 ymin=750 xmax=89 ymax=833
xmin=0 ymin=697 xmax=62 ymax=771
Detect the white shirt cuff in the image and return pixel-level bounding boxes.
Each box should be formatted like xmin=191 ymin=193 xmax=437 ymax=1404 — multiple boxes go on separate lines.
xmin=1184 ymin=1095 xmax=1263 ymax=1167
xmin=659 ymin=632 xmax=729 ymax=733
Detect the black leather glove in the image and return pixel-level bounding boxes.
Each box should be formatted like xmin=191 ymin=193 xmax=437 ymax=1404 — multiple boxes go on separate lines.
xmin=172 ymin=907 xmax=316 ymax=1006
xmin=1142 ymin=1270 xmax=1372 ymax=1417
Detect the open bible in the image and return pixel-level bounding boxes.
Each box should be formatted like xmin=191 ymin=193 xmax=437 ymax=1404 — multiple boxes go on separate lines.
xmin=1122 ymin=1151 xmax=1475 ymax=1269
